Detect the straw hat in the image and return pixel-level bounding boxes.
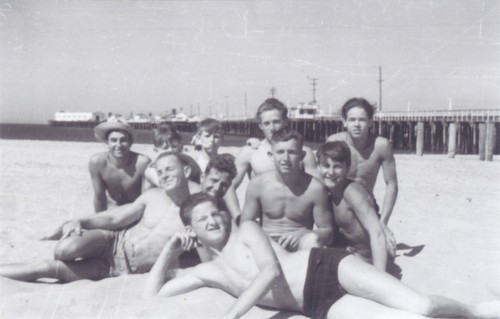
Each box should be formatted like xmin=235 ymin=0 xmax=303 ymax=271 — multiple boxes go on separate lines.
xmin=94 ymin=118 xmax=135 ymax=143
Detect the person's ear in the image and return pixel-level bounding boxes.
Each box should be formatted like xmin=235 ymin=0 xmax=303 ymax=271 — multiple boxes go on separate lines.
xmin=183 ymin=165 xmax=192 ymax=179
xmin=267 ymin=151 xmax=273 ymax=158
xmin=342 ymin=119 xmax=347 ymax=128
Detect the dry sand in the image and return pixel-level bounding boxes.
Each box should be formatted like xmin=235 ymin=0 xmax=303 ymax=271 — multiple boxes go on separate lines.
xmin=0 ymin=139 xmax=499 ymax=318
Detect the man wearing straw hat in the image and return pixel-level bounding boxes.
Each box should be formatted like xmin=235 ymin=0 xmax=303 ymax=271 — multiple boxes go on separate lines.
xmin=91 ymin=118 xmax=151 ymax=212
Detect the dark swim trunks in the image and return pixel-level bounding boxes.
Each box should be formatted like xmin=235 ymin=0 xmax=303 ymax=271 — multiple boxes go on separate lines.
xmin=303 ymin=248 xmax=350 ymax=319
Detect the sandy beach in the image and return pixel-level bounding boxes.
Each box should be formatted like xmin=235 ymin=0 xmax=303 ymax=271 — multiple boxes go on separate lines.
xmin=0 ymin=139 xmax=499 ymax=318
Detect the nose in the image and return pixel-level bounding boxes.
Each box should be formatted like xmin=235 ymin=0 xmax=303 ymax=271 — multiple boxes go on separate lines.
xmin=206 ymin=215 xmax=216 ymax=225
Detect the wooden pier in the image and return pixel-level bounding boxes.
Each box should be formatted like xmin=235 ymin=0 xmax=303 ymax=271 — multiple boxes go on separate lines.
xmin=49 ymin=109 xmax=500 ymax=158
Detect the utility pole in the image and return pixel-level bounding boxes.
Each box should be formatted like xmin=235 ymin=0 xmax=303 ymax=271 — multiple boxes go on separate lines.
xmin=270 ymin=86 xmax=277 ymax=98
xmin=307 ymin=76 xmax=318 ymax=103
xmin=244 ymin=92 xmax=248 ymax=118
xmin=378 ymin=66 xmax=383 ymax=112
xmin=378 ymin=66 xmax=384 ymax=135
xmin=225 ymin=95 xmax=229 ymax=120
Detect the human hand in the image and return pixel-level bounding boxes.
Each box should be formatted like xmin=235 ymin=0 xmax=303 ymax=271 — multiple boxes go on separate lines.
xmin=60 ymin=220 xmax=83 ymax=240
xmin=246 ymin=138 xmax=260 ymax=150
xmin=383 ymin=225 xmax=397 ymax=258
xmin=165 ymin=231 xmax=199 ymax=255
xmin=277 ymin=230 xmax=309 ymax=252
xmin=40 ymin=223 xmax=64 ymax=241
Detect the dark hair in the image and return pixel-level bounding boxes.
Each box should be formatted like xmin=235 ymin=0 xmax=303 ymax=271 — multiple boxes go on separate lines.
xmin=271 ymin=127 xmax=303 ymax=149
xmin=197 ymin=118 xmax=222 ymax=135
xmin=204 ymin=154 xmax=237 ymax=181
xmin=255 ymin=98 xmax=288 ymax=121
xmin=341 ymin=98 xmax=375 ymax=119
xmin=316 ymin=141 xmax=351 ymax=168
xmin=105 ymin=129 xmax=133 ymax=144
xmin=153 ymin=123 xmax=181 ymax=148
xmin=180 ymin=192 xmax=228 ymax=226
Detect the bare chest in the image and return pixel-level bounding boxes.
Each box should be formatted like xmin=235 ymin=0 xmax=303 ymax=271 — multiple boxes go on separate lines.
xmin=250 ymin=148 xmax=275 ymax=176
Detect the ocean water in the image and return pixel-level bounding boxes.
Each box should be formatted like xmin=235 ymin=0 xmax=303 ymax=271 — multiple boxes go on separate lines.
xmin=0 ymin=123 xmax=254 ymax=147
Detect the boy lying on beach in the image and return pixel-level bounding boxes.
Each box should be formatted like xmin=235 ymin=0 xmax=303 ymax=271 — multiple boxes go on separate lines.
xmin=317 ymin=141 xmax=398 ymax=274
xmin=143 ymin=123 xmax=202 ymax=187
xmin=145 ymin=192 xmax=500 ymax=319
xmin=90 ymin=118 xmax=151 ymax=212
xmin=241 ymin=127 xmax=333 ymax=251
xmin=1 ymin=153 xmax=199 ymax=282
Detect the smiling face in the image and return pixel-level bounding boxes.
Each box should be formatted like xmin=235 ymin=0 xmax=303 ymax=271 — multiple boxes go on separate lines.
xmin=317 ymin=157 xmax=349 ymax=189
xmin=202 ymin=168 xmax=233 ymax=199
xmin=107 ymin=130 xmax=132 ymax=158
xmin=188 ymin=201 xmax=230 ymax=248
xmin=258 ymin=109 xmax=287 ymax=142
xmin=343 ymin=106 xmax=372 ymax=139
xmin=154 ymin=155 xmax=188 ymax=191
xmin=271 ymin=138 xmax=303 ymax=175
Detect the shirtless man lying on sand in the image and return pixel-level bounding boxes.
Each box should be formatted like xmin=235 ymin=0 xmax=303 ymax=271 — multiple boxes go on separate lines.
xmin=90 ymin=119 xmax=151 ymax=212
xmin=145 ymin=192 xmax=500 ymax=319
xmin=0 ymin=153 xmax=199 ymax=282
xmin=240 ymin=127 xmax=333 ymax=251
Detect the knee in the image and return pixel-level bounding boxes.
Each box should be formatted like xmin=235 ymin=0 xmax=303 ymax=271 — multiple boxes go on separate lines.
xmin=410 ymin=295 xmax=435 ymax=317
xmin=54 ymin=238 xmax=80 ymax=261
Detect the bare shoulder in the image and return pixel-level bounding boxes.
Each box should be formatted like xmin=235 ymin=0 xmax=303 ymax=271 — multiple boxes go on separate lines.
xmin=133 ymin=152 xmax=152 ymax=168
xmin=88 ymin=152 xmax=107 ymax=170
xmin=188 ymin=181 xmax=202 ymax=193
xmin=235 ymin=145 xmax=256 ymax=163
xmin=343 ymin=181 xmax=371 ymax=204
xmin=373 ymin=136 xmax=395 ymax=157
xmin=326 ymin=132 xmax=348 ymax=142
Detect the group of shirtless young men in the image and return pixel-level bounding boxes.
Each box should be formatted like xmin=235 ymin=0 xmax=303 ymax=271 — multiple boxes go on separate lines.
xmin=1 ymin=98 xmax=498 ymax=319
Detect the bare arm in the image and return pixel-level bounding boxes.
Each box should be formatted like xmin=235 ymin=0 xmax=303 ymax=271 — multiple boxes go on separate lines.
xmin=225 ymin=146 xmax=253 ymax=219
xmin=144 ymin=231 xmax=202 ymax=297
xmin=88 ymin=155 xmax=107 ymax=212
xmin=240 ymin=178 xmax=262 ymax=224
xmin=223 ymin=222 xmax=281 ymax=319
xmin=143 ymin=166 xmax=160 ymax=191
xmin=302 ymin=146 xmax=320 ymax=178
xmin=378 ymin=139 xmax=398 ymax=225
xmin=61 ymin=196 xmax=147 ymax=239
xmin=311 ymin=182 xmax=334 ymax=246
xmin=345 ymin=183 xmax=387 ymax=271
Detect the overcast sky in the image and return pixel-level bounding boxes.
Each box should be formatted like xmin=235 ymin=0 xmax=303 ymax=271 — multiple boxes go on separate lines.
xmin=1 ymin=0 xmax=499 ymax=123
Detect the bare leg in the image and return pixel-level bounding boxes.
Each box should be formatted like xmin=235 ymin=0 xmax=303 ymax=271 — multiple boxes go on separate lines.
xmin=338 ymin=255 xmax=499 ymax=318
xmin=54 ymin=229 xmax=115 ymax=261
xmin=328 ymin=295 xmax=429 ymax=319
xmin=0 ymin=258 xmax=108 ymax=282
